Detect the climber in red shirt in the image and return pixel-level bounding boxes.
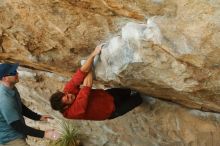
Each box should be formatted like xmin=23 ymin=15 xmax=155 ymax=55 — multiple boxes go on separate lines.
xmin=49 ymin=46 xmax=143 ymax=120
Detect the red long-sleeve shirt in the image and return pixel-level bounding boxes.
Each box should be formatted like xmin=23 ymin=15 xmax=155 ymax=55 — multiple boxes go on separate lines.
xmin=62 ymin=69 xmax=115 ymax=120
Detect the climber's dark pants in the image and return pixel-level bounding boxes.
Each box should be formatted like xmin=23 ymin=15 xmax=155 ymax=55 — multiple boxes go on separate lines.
xmin=106 ymin=88 xmax=143 ymax=119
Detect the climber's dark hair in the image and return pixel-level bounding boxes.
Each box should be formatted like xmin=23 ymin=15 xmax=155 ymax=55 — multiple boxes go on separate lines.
xmin=50 ymin=91 xmax=65 ymax=113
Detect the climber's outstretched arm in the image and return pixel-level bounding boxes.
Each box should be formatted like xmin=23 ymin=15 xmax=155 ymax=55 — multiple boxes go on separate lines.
xmin=80 ymin=46 xmax=102 ymax=73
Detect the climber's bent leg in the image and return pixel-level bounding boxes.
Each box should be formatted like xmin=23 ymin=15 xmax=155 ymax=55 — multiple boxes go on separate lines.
xmin=108 ymin=92 xmax=143 ymax=119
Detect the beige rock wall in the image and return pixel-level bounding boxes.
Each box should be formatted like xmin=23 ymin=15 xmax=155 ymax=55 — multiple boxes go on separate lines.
xmin=0 ymin=0 xmax=220 ymax=145
xmin=0 ymin=0 xmax=219 ymax=112
xmin=17 ymin=68 xmax=220 ymax=146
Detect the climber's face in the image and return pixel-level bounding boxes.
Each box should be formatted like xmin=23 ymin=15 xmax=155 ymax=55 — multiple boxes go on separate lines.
xmin=61 ymin=93 xmax=75 ymax=106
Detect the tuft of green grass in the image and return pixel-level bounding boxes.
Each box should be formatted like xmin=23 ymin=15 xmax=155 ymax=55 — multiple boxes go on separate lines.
xmin=49 ymin=120 xmax=80 ymax=146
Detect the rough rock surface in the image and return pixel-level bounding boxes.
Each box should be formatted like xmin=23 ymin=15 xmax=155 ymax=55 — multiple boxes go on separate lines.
xmin=0 ymin=0 xmax=220 ymax=112
xmin=0 ymin=0 xmax=220 ymax=145
xmin=16 ymin=68 xmax=220 ymax=146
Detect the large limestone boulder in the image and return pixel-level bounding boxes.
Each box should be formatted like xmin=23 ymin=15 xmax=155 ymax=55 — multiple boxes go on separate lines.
xmin=0 ymin=0 xmax=219 ymax=112
xmin=0 ymin=0 xmax=220 ymax=145
xmin=95 ymin=16 xmax=220 ymax=112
